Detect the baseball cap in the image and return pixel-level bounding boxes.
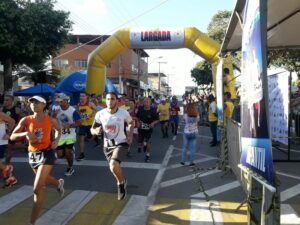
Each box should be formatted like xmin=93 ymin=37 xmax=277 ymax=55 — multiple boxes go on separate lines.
xmin=161 ymin=97 xmax=166 ymax=101
xmin=56 ymin=93 xmax=70 ymax=101
xmin=28 ymin=96 xmax=46 ymax=104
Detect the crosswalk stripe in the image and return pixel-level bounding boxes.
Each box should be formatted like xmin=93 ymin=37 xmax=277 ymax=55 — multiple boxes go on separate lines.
xmin=281 ymin=183 xmax=300 ymax=202
xmin=0 ymin=185 xmax=32 ymax=214
xmin=190 ymin=199 xmax=223 ymax=224
xmin=11 ymin=157 xmax=161 ymax=170
xmin=36 ymin=190 xmax=97 ymax=225
xmin=277 ymin=171 xmax=300 ymax=180
xmin=281 ymin=204 xmax=300 ymax=224
xmin=191 ymin=181 xmax=241 ymax=198
xmin=167 ymin=157 xmax=215 ymax=170
xmin=160 ymin=169 xmax=221 ymax=189
xmin=112 ymin=195 xmax=148 ymax=225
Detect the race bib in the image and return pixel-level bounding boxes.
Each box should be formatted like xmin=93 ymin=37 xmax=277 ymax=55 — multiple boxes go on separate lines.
xmin=141 ymin=122 xmax=150 ymax=130
xmin=29 ymin=151 xmax=44 ymax=165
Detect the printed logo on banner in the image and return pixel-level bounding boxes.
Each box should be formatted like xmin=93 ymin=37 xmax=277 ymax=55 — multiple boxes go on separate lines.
xmin=130 ymin=28 xmax=184 ymax=49
xmin=240 ymin=0 xmax=274 ymax=185
xmin=73 ymin=81 xmax=86 ymax=91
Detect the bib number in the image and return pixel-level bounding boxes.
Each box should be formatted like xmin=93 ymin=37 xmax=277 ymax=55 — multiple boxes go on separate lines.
xmin=141 ymin=122 xmax=150 ymax=130
xmin=29 ymin=151 xmax=44 ymax=165
xmin=62 ymin=128 xmax=71 ymax=135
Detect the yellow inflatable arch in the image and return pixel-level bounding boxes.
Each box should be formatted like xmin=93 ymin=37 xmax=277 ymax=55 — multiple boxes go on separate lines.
xmin=86 ymin=27 xmax=235 ymax=98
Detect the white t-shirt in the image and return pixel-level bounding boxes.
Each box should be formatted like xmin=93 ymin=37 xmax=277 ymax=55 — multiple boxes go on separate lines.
xmin=57 ymin=106 xmax=80 ymax=141
xmin=183 ymin=114 xmax=199 ymax=134
xmin=0 ymin=123 xmax=8 ymax=146
xmin=94 ymin=108 xmax=132 ymax=147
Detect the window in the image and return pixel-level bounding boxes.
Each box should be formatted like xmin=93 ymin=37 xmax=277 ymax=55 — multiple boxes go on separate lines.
xmin=75 ymin=60 xmax=88 ymax=68
xmin=54 ymin=59 xmax=69 ymax=68
xmin=106 ymin=63 xmax=112 ymax=68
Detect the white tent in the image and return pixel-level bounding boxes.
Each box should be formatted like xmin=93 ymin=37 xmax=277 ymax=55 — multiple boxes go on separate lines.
xmin=220 ymin=0 xmax=300 ymax=52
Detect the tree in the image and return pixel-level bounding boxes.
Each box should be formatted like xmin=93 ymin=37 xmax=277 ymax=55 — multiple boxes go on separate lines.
xmin=0 ymin=0 xmax=72 ymax=93
xmin=191 ymin=10 xmax=231 ymax=89
xmin=191 ymin=61 xmax=213 ymax=94
xmin=268 ymin=49 xmax=300 ymax=76
xmin=207 ymin=10 xmax=232 ymax=44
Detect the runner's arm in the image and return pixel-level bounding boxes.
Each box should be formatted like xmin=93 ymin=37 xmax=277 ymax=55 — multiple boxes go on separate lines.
xmin=50 ymin=118 xmax=61 ymax=149
xmin=10 ymin=117 xmax=26 ymax=140
xmin=0 ymin=112 xmax=15 ymax=135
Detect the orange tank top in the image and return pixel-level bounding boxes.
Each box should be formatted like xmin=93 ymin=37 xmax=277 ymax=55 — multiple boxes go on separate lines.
xmin=25 ymin=115 xmax=52 ymax=152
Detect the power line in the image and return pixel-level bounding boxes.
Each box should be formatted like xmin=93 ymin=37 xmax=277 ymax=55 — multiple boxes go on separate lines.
xmin=53 ymin=0 xmax=170 ymax=59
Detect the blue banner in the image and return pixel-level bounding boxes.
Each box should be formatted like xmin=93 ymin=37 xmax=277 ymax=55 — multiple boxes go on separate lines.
xmin=216 ymin=59 xmax=224 ymax=124
xmin=240 ymin=0 xmax=273 ymax=184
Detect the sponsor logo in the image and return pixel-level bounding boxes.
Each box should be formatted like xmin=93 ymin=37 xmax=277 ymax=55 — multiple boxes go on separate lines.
xmin=73 ymin=81 xmax=86 ymax=90
xmin=141 ymin=30 xmax=171 ymax=42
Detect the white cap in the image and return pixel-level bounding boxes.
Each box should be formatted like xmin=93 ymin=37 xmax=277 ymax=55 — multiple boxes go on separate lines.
xmin=28 ymin=96 xmax=46 ymax=104
xmin=56 ymin=93 xmax=70 ymax=101
xmin=161 ymin=97 xmax=166 ymax=101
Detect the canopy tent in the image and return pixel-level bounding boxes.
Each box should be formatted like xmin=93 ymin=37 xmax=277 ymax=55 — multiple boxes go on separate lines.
xmin=56 ymin=70 xmax=118 ymax=105
xmin=13 ymin=83 xmax=55 ymax=97
xmin=220 ymin=0 xmax=300 ymax=53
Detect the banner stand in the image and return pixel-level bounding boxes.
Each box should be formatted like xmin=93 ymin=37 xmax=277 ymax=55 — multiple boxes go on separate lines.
xmin=238 ymin=164 xmax=280 ymax=225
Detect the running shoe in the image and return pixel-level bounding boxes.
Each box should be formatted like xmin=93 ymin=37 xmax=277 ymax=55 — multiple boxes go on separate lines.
xmin=2 ymin=164 xmax=13 ymax=178
xmin=76 ymin=153 xmax=85 ymax=161
xmin=5 ymin=176 xmax=17 ymax=187
xmin=57 ymin=178 xmax=65 ymax=197
xmin=64 ymin=167 xmax=75 ymax=176
xmin=117 ymin=179 xmax=127 ymax=200
xmin=189 ymin=163 xmax=195 ymax=167
xmin=144 ymin=154 xmax=150 ymax=162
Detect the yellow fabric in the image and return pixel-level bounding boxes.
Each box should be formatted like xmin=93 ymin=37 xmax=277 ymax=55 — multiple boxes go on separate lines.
xmin=79 ymin=104 xmax=94 ymax=126
xmin=224 ymin=101 xmax=234 ymax=125
xmin=208 ymin=101 xmax=217 ymax=122
xmin=157 ymin=103 xmax=170 ymax=121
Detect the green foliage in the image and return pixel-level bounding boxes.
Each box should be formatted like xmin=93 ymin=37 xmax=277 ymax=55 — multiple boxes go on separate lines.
xmin=268 ymin=49 xmax=300 ymax=76
xmin=207 ymin=10 xmax=232 ymax=44
xmin=0 ymin=0 xmax=72 ymax=91
xmin=190 ymin=10 xmax=231 ymax=90
xmin=191 ymin=61 xmax=213 ymax=92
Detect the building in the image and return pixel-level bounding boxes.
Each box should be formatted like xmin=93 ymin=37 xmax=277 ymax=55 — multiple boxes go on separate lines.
xmin=52 ymin=35 xmax=149 ymax=98
xmin=148 ymin=72 xmax=170 ymax=96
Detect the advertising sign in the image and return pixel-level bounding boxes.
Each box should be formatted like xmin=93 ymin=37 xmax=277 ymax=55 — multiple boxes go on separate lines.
xmin=240 ymin=0 xmax=273 ymax=184
xmin=130 ymin=28 xmax=184 ymax=49
xmin=268 ymin=72 xmax=289 ymax=145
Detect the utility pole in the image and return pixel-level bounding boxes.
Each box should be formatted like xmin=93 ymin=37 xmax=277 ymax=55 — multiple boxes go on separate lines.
xmin=158 ymin=60 xmax=167 ymax=94
xmin=119 ymin=55 xmax=123 ymax=94
xmin=137 ymin=49 xmax=141 ymax=96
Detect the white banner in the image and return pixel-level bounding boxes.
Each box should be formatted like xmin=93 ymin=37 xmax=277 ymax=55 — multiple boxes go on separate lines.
xmin=268 ymin=72 xmax=289 ymax=145
xmin=130 ymin=28 xmax=184 ymax=49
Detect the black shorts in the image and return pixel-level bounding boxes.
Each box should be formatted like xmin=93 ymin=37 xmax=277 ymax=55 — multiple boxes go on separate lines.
xmin=103 ymin=143 xmax=129 ymax=163
xmin=78 ymin=125 xmax=92 ymax=138
xmin=0 ymin=145 xmax=7 ymax=159
xmin=56 ymin=143 xmax=74 ymax=151
xmin=160 ymin=120 xmax=169 ymax=125
xmin=28 ymin=149 xmax=56 ymax=169
xmin=138 ymin=129 xmax=152 ymax=144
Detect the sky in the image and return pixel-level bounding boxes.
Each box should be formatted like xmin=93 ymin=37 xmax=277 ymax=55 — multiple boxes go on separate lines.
xmin=55 ymin=0 xmax=236 ymax=95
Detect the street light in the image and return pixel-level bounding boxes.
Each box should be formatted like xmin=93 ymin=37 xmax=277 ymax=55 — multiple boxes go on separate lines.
xmin=158 ymin=57 xmax=167 ymax=93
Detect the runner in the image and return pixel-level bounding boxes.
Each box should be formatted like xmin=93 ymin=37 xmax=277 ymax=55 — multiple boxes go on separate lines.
xmin=157 ymin=97 xmax=170 ymax=138
xmin=56 ymin=94 xmax=81 ymax=176
xmin=0 ymin=112 xmax=16 ymax=187
xmin=90 ymin=92 xmax=134 ymax=200
xmin=169 ymin=96 xmax=180 ymax=135
xmin=10 ymin=95 xmax=64 ymax=225
xmin=1 ymin=94 xmax=21 ymax=165
xmin=136 ymin=97 xmax=159 ymax=162
xmin=77 ymin=92 xmax=97 ymax=161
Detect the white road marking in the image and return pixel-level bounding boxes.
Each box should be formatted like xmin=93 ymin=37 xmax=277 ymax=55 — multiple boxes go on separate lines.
xmin=281 ymin=183 xmax=300 ymax=202
xmin=190 ymin=199 xmax=223 ymax=225
xmin=112 ymin=195 xmax=148 ymax=225
xmin=276 ymin=171 xmax=300 ymax=180
xmin=176 ymin=132 xmax=212 ymax=139
xmin=160 ymin=169 xmax=221 ymax=189
xmin=36 ymin=190 xmax=97 ymax=225
xmin=173 ymin=135 xmax=177 ymax=141
xmin=167 ymin=157 xmax=216 ymax=170
xmin=11 ymin=157 xmax=161 ymax=170
xmin=281 ymin=204 xmax=300 ymax=224
xmin=191 ymin=181 xmax=241 ymax=198
xmin=0 ymin=185 xmax=33 ymax=214
xmin=113 ymin=145 xmax=174 ymax=225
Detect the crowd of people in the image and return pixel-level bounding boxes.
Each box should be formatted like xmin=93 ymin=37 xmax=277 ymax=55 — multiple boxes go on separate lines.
xmin=0 ymin=89 xmax=237 ymax=225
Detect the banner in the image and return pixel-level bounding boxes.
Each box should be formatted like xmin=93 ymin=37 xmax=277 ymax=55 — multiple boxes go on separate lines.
xmin=268 ymin=72 xmax=289 ymax=145
xmin=216 ymin=58 xmax=224 ymax=124
xmin=240 ymin=0 xmax=273 ymax=184
xmin=130 ymin=28 xmax=184 ymax=49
